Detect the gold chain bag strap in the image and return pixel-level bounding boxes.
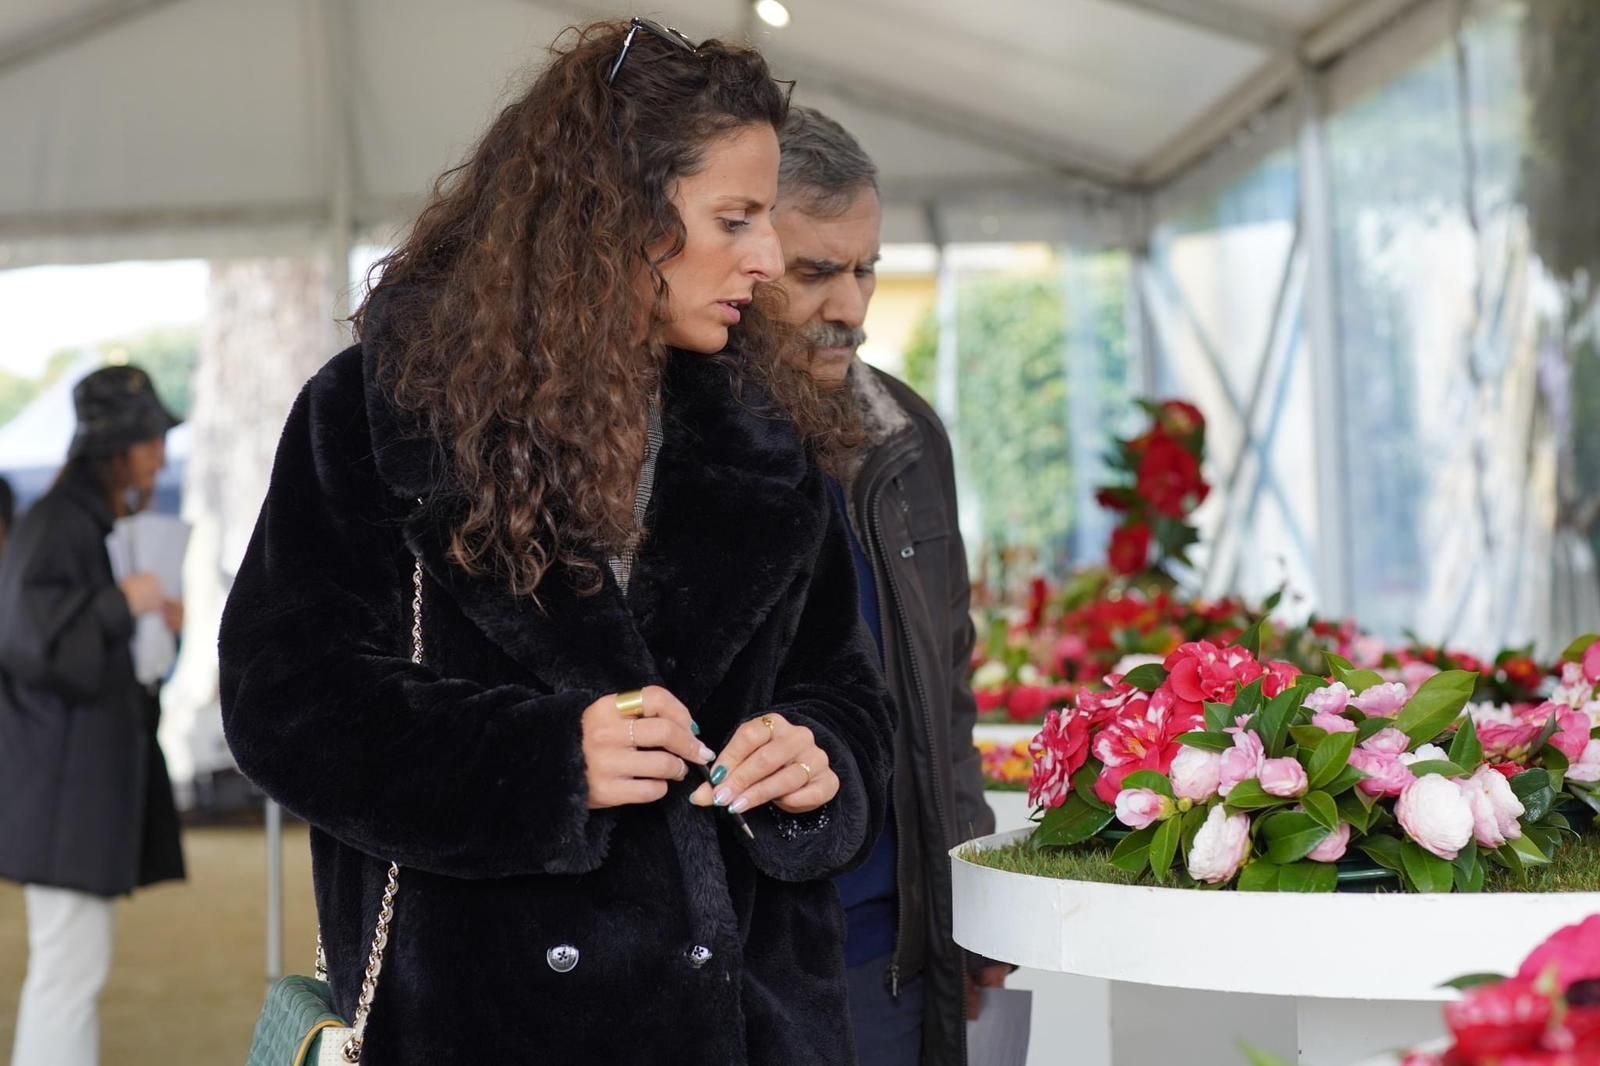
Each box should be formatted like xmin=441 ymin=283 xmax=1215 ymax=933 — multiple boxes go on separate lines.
xmin=310 ymin=557 xmax=420 ymax=1063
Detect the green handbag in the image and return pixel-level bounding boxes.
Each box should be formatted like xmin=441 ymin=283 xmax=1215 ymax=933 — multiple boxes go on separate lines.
xmin=242 ymin=561 xmax=418 ymax=1064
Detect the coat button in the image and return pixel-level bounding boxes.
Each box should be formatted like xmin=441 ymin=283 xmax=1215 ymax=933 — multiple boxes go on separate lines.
xmin=899 ymin=546 xmax=916 ymax=559
xmin=686 ymin=945 xmax=713 ymax=969
xmin=546 ymin=945 xmax=580 ymax=973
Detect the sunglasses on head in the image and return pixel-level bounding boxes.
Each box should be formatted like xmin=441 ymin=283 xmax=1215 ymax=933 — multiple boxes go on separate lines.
xmin=607 ymin=17 xmax=699 ymax=86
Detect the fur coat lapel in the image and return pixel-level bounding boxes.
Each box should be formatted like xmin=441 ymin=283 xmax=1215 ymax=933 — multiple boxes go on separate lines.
xmin=362 ymin=338 xmax=820 ymax=707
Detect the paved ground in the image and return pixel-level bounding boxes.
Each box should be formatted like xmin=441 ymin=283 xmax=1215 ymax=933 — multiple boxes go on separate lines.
xmin=0 ymin=822 xmax=319 ymax=1062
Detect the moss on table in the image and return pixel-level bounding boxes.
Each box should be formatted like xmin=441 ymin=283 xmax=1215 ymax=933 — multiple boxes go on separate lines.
xmin=966 ymin=830 xmax=1600 ymax=893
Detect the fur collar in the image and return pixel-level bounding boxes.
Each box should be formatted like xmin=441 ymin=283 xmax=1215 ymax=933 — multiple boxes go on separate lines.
xmin=357 ymin=300 xmax=822 ymax=703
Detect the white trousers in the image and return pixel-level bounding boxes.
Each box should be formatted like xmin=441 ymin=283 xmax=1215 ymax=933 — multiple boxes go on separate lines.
xmin=10 ymin=886 xmax=115 ymax=1066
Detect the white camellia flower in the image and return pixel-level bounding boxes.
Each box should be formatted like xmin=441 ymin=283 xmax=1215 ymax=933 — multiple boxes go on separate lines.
xmin=1185 ymin=806 xmax=1251 ymax=884
xmin=1395 ymin=775 xmax=1475 ymax=861
xmin=971 ymin=660 xmax=1009 ymax=691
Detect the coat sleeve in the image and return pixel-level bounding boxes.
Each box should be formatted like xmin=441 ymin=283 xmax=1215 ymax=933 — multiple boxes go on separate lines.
xmin=738 ymin=488 xmax=894 ymax=882
xmin=938 ymin=431 xmax=995 ymax=848
xmin=0 ymin=509 xmax=134 ymax=703
xmin=219 ymin=369 xmax=611 ymax=880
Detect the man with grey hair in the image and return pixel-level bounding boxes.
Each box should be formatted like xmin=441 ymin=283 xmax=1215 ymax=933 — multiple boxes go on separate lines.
xmin=773 ymin=106 xmax=1006 ymax=1066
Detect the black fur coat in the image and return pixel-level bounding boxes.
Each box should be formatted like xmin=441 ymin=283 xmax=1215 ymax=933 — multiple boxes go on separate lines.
xmin=219 ymin=335 xmax=893 ymax=1064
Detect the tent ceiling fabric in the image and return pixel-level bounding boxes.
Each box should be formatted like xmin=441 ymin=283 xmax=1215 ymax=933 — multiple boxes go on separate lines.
xmin=0 ymin=0 xmax=1402 ymax=261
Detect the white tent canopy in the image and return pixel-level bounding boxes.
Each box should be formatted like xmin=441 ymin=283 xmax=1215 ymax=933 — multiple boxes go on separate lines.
xmin=0 ymin=0 xmax=1445 ymax=266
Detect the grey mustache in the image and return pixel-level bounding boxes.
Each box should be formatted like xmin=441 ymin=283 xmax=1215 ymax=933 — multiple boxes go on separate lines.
xmin=804 ymin=323 xmax=867 ymax=350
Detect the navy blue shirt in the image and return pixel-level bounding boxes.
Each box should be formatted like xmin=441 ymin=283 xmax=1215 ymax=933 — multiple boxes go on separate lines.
xmin=825 ymin=477 xmax=897 ymax=967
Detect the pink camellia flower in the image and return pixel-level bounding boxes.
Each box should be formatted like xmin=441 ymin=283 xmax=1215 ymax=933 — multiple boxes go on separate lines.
xmin=1218 ymin=730 xmax=1265 ymax=797
xmin=1460 ymin=764 xmax=1526 ymax=849
xmin=1351 ymin=635 xmax=1387 ymax=669
xmin=1304 ymin=682 xmax=1352 ymax=716
xmin=1259 ymin=757 xmax=1309 ymax=798
xmin=1352 ymin=682 xmax=1410 ymax=718
xmin=1399 ymin=742 xmax=1449 ymax=767
xmin=1362 ymin=727 xmax=1412 ymax=756
xmin=1477 ymin=715 xmax=1545 ymax=763
xmin=1568 ymin=739 xmax=1600 ymax=784
xmin=1311 ymin=711 xmax=1358 ymax=734
xmin=1396 ymin=775 xmax=1475 ymax=861
xmin=1399 ymin=660 xmax=1441 ymax=694
xmin=1164 ymin=641 xmax=1239 ymax=705
xmin=1169 ymin=746 xmax=1224 ymax=802
xmin=1349 ymin=748 xmax=1415 ymax=798
xmin=1262 ymin=661 xmax=1302 ymax=698
xmin=1185 ymin=806 xmax=1252 ymax=884
xmin=1307 ymin=822 xmax=1351 ymax=863
xmin=1551 ymin=707 xmax=1593 ymax=762
xmin=1585 ymin=642 xmax=1600 ymax=685
xmin=1114 ymin=787 xmax=1173 ymax=830
xmin=1026 ymin=708 xmax=1091 ymax=810
xmin=1517 ymin=915 xmax=1600 ymax=993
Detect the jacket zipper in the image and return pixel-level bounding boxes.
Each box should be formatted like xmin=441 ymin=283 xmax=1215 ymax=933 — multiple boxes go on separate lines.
xmin=864 ymin=461 xmax=950 ymax=1000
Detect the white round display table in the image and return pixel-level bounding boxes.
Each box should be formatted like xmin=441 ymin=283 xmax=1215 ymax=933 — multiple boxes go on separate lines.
xmin=953 ymin=828 xmax=1600 ymax=1065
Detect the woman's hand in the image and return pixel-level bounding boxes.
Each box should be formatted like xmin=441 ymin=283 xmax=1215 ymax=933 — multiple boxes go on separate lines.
xmin=161 ymin=599 xmax=184 ymax=634
xmin=690 ymin=713 xmax=838 ymax=815
xmin=119 ymin=573 xmax=164 ymax=616
xmin=581 ymin=686 xmax=716 ymax=810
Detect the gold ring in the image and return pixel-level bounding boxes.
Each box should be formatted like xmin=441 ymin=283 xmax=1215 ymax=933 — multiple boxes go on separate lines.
xmin=616 ymin=690 xmax=646 ymax=719
xmin=796 ymin=761 xmax=813 ymax=785
xmin=760 ymin=714 xmax=776 ymax=742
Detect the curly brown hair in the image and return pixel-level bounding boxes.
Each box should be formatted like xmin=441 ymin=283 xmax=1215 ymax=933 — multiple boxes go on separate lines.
xmin=354 ymin=20 xmax=859 ymax=599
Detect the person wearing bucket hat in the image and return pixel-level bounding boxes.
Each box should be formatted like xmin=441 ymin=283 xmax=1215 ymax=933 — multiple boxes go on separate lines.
xmin=0 ymin=362 xmax=187 ymax=1066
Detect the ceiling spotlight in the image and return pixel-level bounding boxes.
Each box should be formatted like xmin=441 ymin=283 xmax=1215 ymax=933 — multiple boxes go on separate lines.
xmin=754 ymin=0 xmax=790 ymax=28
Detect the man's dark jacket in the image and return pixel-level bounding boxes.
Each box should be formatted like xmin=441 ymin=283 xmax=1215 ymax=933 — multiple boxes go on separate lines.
xmin=846 ymin=365 xmax=994 ymax=1066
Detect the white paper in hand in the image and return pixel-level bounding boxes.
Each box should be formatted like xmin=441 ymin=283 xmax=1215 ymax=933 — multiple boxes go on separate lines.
xmin=966 ymin=987 xmax=1032 ymax=1066
xmin=105 ymin=512 xmax=192 ymax=686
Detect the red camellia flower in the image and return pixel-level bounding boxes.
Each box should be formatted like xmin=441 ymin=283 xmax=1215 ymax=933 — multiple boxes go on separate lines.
xmin=1518 ymin=917 xmax=1600 ymax=994
xmin=1502 ymin=657 xmax=1545 ymax=692
xmin=1262 ymin=660 xmax=1303 ymax=697
xmin=1137 ymin=432 xmax=1209 ymax=519
xmin=1109 ymin=523 xmax=1152 ymax=575
xmin=1027 ymin=709 xmax=1091 ymax=810
xmin=1158 ymin=400 xmax=1206 ymax=437
xmin=1095 ymin=487 xmax=1133 ymax=512
xmin=1445 ymin=979 xmax=1555 ymax=1059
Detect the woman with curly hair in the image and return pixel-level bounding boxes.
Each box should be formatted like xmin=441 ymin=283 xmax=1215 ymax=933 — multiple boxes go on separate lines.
xmin=218 ymin=18 xmax=892 ymax=1065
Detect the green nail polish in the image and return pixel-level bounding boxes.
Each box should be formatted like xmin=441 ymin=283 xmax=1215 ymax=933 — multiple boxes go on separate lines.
xmin=691 ymin=720 xmax=702 ymax=736
xmin=710 ymin=765 xmax=727 ymax=786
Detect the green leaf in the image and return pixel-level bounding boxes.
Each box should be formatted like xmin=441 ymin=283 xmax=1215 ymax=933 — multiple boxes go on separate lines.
xmin=1237 ymin=861 xmax=1281 ymax=892
xmin=1405 ymin=760 xmax=1470 ymax=778
xmin=1204 ymin=701 xmax=1236 ymax=733
xmin=1033 ymin=795 xmax=1117 ymax=848
xmin=1262 ymin=588 xmax=1285 ymax=614
xmin=1507 ymin=833 xmax=1552 ymax=867
xmin=1321 ymin=763 xmax=1366 ymax=798
xmin=1223 ymin=779 xmax=1293 ymax=812
xmin=1179 ymin=803 xmax=1208 ymax=858
xmin=1123 ymin=664 xmax=1168 ymax=692
xmin=1110 ymin=825 xmax=1157 ymax=873
xmin=1149 ymin=815 xmax=1182 ymax=882
xmin=1177 ymin=731 xmax=1236 ymax=753
xmin=1290 ymin=726 xmax=1330 ymax=749
xmin=1121 ymin=771 xmax=1175 ymax=800
xmin=1395 ymin=670 xmax=1476 ymax=747
xmin=1232 ymin=680 xmax=1266 ymax=723
xmin=1452 ymin=843 xmax=1484 ymax=893
xmin=1326 ymin=654 xmax=1386 ymax=695
xmin=1491 ymin=841 xmax=1525 ymax=880
xmin=1307 ymin=732 xmax=1358 ymax=791
xmin=1073 ymin=764 xmax=1111 ymax=811
xmin=1236 ymin=620 xmax=1263 ymax=658
xmin=1261 ymin=812 xmax=1331 ymax=864
xmin=1256 ymin=689 xmax=1299 ymax=758
xmin=1357 ymin=717 xmax=1396 ymax=742
xmin=1448 ymin=715 xmax=1484 ymax=769
xmin=1511 ymin=770 xmax=1556 ymax=823
xmin=1441 ymin=973 xmax=1508 ymax=991
xmin=1302 ymin=791 xmax=1340 ymax=832
xmin=1278 ymin=860 xmax=1339 ymax=893
xmin=1357 ymin=835 xmax=1405 ymax=872
xmin=1400 ymin=840 xmax=1455 ymax=893
xmin=1336 ymin=790 xmax=1372 ymax=833
xmin=1530 ymin=711 xmax=1564 ymax=757
xmin=1543 ymin=747 xmax=1569 ymax=792
xmin=1560 ymin=634 xmax=1599 ymax=663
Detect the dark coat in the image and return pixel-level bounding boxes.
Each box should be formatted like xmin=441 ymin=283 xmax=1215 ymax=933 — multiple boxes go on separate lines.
xmin=847 ymin=367 xmax=995 ymax=1066
xmin=0 ymin=469 xmax=186 ymax=897
xmin=218 ymin=336 xmax=895 ymax=1065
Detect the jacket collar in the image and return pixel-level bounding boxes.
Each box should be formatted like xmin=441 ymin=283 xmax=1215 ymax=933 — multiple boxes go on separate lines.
xmin=360 ymin=314 xmax=821 ymax=705
xmin=56 ymin=466 xmax=119 ymax=533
